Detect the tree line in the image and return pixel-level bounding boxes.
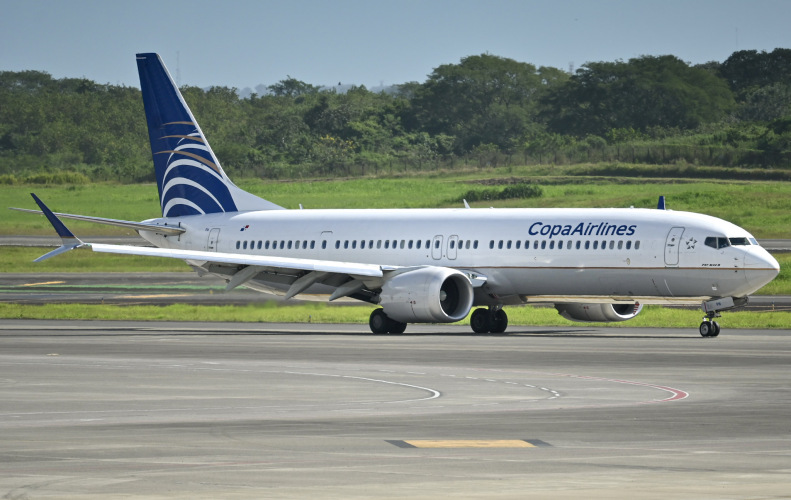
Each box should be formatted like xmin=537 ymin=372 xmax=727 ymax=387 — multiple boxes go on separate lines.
xmin=1 ymin=49 xmax=791 ymax=183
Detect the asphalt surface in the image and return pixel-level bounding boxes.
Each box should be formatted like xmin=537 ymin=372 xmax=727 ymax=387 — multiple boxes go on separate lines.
xmin=1 ymin=320 xmax=790 ymax=498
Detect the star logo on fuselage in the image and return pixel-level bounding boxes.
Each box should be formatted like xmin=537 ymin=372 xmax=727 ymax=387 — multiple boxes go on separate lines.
xmin=686 ymin=237 xmax=697 ymax=250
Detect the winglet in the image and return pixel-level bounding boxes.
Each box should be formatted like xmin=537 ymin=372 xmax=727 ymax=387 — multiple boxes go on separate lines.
xmin=30 ymin=193 xmax=85 ymax=262
xmin=657 ymin=195 xmax=666 ymax=210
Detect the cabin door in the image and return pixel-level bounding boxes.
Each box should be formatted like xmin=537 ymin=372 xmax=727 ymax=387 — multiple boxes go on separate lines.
xmin=664 ymin=226 xmax=685 ymax=266
xmin=207 ymin=228 xmax=220 ymax=251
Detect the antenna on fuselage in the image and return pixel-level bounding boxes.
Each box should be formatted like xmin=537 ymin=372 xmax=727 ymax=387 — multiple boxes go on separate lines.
xmin=657 ymin=196 xmax=666 ymax=210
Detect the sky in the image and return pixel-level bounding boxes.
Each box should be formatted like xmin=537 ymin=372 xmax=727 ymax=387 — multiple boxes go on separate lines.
xmin=3 ymin=0 xmax=791 ymax=92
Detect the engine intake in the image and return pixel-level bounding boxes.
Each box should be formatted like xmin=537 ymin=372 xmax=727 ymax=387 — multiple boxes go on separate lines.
xmin=555 ymin=302 xmax=643 ymax=322
xmin=378 ymin=267 xmax=474 ymax=323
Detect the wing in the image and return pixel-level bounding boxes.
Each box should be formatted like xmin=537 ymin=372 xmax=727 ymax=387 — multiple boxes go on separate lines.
xmin=89 ymin=242 xmax=393 ymax=300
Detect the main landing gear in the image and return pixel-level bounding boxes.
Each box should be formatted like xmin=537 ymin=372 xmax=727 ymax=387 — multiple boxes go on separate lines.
xmin=470 ymin=307 xmax=508 ymax=334
xmin=369 ymin=309 xmax=407 ymax=334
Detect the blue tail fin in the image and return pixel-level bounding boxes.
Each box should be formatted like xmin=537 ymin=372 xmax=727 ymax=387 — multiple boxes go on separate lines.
xmin=136 ymin=53 xmax=283 ymax=217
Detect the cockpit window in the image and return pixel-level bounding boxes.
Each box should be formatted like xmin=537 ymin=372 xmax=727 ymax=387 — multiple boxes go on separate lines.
xmin=749 ymin=238 xmax=759 ymax=246
xmin=728 ymin=237 xmax=751 ymax=246
xmin=705 ymin=237 xmax=731 ymax=249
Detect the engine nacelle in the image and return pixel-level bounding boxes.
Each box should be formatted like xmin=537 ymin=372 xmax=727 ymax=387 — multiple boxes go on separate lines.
xmin=378 ymin=267 xmax=474 ymax=323
xmin=555 ymin=302 xmax=643 ymax=322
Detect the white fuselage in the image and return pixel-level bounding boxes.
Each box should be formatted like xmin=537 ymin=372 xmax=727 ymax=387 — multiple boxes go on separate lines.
xmin=140 ymin=207 xmax=779 ymax=305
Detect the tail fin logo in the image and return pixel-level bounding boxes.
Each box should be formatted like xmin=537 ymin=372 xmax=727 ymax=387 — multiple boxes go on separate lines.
xmin=137 ymin=53 xmax=238 ymax=218
xmin=155 ymin=122 xmax=238 ymax=217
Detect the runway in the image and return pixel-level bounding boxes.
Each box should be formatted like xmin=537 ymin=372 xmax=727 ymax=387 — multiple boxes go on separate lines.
xmin=2 ymin=320 xmax=790 ymax=498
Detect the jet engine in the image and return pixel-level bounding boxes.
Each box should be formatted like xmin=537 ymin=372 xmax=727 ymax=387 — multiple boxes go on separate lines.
xmin=378 ymin=267 xmax=474 ymax=323
xmin=555 ymin=302 xmax=643 ymax=322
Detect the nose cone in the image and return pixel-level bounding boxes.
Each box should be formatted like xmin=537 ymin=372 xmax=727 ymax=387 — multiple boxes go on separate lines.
xmin=744 ymin=248 xmax=780 ymax=292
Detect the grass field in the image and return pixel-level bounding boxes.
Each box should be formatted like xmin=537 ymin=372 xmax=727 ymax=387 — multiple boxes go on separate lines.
xmin=5 ymin=165 xmax=791 ymax=237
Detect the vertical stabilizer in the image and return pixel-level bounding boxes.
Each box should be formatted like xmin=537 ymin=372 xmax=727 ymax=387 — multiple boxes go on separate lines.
xmin=136 ymin=53 xmax=283 ymax=217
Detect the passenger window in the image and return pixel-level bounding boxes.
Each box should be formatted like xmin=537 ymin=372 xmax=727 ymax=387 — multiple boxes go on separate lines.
xmin=635 ymin=241 xmax=641 ymax=250
xmin=515 ymin=241 xmax=521 ymax=249
xmin=473 ymin=241 xmax=478 ymax=249
xmin=490 ymin=240 xmax=495 ymax=249
xmin=384 ymin=240 xmax=390 ymax=249
xmin=408 ymin=240 xmax=413 ymax=249
xmin=593 ymin=241 xmax=598 ymax=250
xmin=466 ymin=241 xmax=471 ymax=250
xmin=626 ymin=241 xmax=632 ymax=250
xmin=243 ymin=241 xmax=248 ymax=250
xmin=618 ymin=241 xmax=623 ymax=250
xmin=533 ymin=241 xmax=539 ymax=249
xmin=434 ymin=240 xmax=440 ymax=249
xmin=335 ymin=241 xmax=340 ymax=249
xmin=524 ymin=240 xmax=529 ymax=249
xmin=416 ymin=240 xmax=421 ymax=249
xmin=369 ymin=240 xmax=373 ymax=248
xmin=400 ymin=240 xmax=405 ymax=249
xmin=498 ymin=240 xmax=503 ymax=250
xmin=576 ymin=241 xmax=581 ymax=250
xmin=549 ymin=240 xmax=555 ymax=249
xmin=585 ymin=241 xmax=590 ymax=250
xmin=558 ymin=241 xmax=563 ymax=249
xmin=236 ymin=241 xmax=240 ymax=249
xmin=541 ymin=241 xmax=546 ymax=249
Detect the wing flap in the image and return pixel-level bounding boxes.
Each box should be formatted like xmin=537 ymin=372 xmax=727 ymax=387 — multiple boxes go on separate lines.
xmin=88 ymin=243 xmax=385 ymax=278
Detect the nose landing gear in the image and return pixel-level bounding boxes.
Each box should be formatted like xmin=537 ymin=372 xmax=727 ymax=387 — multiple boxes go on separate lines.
xmin=699 ymin=296 xmax=748 ymax=337
xmin=699 ymin=315 xmax=721 ymax=337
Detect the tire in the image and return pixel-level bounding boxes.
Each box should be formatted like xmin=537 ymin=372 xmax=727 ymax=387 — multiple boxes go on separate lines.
xmin=369 ymin=309 xmax=389 ymax=334
xmin=491 ymin=309 xmax=508 ymax=334
xmin=699 ymin=321 xmax=712 ymax=337
xmin=388 ymin=319 xmax=407 ymax=334
xmin=470 ymin=308 xmax=491 ymax=333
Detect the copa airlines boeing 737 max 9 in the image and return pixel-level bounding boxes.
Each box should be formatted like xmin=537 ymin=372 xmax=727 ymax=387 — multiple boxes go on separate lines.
xmin=13 ymin=53 xmax=780 ymax=337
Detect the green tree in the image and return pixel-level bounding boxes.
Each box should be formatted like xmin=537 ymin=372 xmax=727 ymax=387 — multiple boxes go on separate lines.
xmin=541 ymin=55 xmax=734 ymax=136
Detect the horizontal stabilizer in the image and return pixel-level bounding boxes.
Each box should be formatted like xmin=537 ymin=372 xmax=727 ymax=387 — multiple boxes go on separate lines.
xmin=9 ymin=207 xmax=185 ymax=235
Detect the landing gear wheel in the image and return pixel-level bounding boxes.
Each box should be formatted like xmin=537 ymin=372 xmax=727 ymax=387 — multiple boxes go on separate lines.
xmin=369 ymin=309 xmax=389 ymax=334
xmin=369 ymin=309 xmax=407 ymax=334
xmin=470 ymin=308 xmax=491 ymax=333
xmin=388 ymin=319 xmax=407 ymax=334
xmin=491 ymin=309 xmax=508 ymax=334
xmin=699 ymin=321 xmax=721 ymax=337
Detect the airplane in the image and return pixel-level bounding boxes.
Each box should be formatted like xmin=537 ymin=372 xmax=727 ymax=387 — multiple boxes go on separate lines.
xmin=12 ymin=53 xmax=780 ymax=337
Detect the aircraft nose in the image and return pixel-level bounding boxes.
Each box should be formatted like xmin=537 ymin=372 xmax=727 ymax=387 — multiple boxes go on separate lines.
xmin=744 ymin=248 xmax=780 ymax=290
